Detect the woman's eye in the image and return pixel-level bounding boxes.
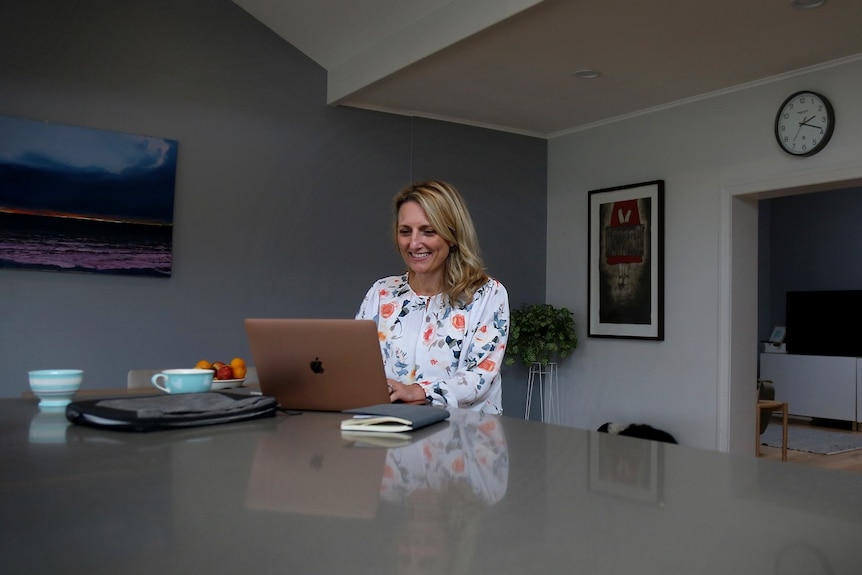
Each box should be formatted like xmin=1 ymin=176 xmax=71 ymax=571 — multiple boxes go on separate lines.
xmin=423 ymin=229 xmax=436 ymax=236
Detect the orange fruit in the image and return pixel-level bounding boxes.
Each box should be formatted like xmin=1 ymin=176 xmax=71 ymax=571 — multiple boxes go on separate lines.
xmin=195 ymin=360 xmax=211 ymax=369
xmin=230 ymin=357 xmax=247 ymax=379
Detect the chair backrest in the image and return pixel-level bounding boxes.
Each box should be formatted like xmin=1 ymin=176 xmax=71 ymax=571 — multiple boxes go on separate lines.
xmin=127 ymin=369 xmax=163 ymax=389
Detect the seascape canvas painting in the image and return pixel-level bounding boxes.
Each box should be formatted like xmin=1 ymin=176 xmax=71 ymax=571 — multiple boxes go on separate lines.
xmin=0 ymin=116 xmax=177 ymax=277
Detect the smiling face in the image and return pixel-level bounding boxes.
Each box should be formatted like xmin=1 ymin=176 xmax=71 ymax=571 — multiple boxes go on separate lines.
xmin=397 ymin=200 xmax=451 ymax=294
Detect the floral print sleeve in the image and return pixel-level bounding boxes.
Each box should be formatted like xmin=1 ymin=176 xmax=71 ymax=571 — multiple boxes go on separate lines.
xmin=380 ymin=413 xmax=508 ymax=504
xmin=357 ymin=274 xmax=510 ymax=414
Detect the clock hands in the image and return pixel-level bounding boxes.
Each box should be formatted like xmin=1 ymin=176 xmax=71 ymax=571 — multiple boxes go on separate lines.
xmin=799 ymin=115 xmax=821 ymax=129
xmin=792 ymin=123 xmax=803 ymax=142
xmin=793 ymin=115 xmax=821 ymax=141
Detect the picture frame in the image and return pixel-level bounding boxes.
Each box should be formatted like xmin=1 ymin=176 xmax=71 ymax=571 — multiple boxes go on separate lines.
xmin=588 ymin=433 xmax=663 ymax=505
xmin=588 ymin=180 xmax=664 ymax=340
xmin=768 ymin=325 xmax=786 ymax=344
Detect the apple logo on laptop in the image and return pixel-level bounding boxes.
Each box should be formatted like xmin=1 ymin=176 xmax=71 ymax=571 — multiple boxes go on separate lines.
xmin=309 ymin=357 xmax=325 ymax=374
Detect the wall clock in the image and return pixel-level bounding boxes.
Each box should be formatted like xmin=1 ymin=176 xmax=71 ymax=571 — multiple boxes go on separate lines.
xmin=774 ymin=90 xmax=834 ymax=156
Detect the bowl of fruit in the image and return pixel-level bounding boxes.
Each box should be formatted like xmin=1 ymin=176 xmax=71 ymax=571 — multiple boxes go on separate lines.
xmin=195 ymin=357 xmax=247 ymax=390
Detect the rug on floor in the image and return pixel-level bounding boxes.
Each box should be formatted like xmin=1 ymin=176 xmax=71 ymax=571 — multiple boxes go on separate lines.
xmin=760 ymin=424 xmax=862 ymax=455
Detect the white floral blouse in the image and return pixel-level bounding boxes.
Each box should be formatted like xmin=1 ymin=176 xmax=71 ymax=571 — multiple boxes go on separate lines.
xmin=356 ymin=274 xmax=510 ymax=414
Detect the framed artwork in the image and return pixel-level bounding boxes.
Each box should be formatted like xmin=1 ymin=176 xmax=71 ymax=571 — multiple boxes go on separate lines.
xmin=0 ymin=115 xmax=178 ymax=278
xmin=588 ymin=432 xmax=663 ymax=505
xmin=588 ymin=180 xmax=664 ymax=340
xmin=768 ymin=325 xmax=786 ymax=344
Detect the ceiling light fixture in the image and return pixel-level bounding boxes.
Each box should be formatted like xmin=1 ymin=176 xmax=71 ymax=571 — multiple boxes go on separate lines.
xmin=790 ymin=0 xmax=826 ymax=8
xmin=573 ymin=69 xmax=601 ymax=79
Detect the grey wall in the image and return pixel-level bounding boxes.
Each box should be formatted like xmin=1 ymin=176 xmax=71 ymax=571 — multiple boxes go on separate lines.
xmin=0 ymin=0 xmax=547 ymax=415
xmin=759 ymin=187 xmax=862 ymax=340
xmin=547 ymin=57 xmax=862 ymax=450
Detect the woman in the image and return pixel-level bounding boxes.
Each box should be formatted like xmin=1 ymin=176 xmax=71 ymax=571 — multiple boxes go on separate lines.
xmin=357 ymin=180 xmax=509 ymax=414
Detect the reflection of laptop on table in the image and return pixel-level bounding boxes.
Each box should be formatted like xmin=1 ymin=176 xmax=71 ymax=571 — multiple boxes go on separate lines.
xmin=245 ymin=415 xmax=386 ymax=519
xmin=244 ymin=318 xmax=391 ymax=412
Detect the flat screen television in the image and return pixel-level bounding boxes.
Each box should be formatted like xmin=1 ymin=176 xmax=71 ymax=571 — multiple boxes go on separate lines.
xmin=785 ymin=290 xmax=862 ymax=357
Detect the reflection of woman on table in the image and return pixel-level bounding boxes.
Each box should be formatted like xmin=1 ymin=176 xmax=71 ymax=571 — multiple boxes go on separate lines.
xmin=357 ymin=180 xmax=510 ymax=414
xmin=381 ymin=414 xmax=508 ymax=575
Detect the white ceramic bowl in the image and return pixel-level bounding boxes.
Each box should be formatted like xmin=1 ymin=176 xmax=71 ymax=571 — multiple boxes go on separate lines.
xmin=28 ymin=369 xmax=83 ymax=408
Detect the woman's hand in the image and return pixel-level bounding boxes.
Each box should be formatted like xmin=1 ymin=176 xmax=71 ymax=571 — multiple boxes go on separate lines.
xmin=387 ymin=378 xmax=427 ymax=405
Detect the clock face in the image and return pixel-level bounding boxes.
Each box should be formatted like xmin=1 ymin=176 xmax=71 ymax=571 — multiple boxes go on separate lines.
xmin=774 ymin=91 xmax=834 ymax=156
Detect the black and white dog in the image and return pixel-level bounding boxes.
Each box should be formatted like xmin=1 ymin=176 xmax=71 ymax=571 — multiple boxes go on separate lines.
xmin=597 ymin=422 xmax=677 ymax=444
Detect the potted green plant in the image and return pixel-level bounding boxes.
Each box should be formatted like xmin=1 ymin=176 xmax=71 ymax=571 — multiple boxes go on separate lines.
xmin=505 ymin=303 xmax=578 ymax=367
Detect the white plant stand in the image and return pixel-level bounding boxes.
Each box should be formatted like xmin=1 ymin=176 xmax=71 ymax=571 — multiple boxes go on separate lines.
xmin=525 ymin=362 xmax=559 ymax=424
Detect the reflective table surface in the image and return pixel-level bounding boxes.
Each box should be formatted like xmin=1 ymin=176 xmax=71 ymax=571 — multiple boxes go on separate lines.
xmin=2 ymin=397 xmax=861 ymax=574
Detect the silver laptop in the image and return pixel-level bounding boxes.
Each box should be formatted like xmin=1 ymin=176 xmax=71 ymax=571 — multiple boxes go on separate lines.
xmin=244 ymin=318 xmax=391 ymax=411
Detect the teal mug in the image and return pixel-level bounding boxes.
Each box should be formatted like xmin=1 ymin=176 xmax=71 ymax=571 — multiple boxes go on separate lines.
xmin=151 ymin=369 xmax=213 ymax=394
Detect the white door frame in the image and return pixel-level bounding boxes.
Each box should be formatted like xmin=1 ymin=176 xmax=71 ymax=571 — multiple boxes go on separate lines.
xmin=719 ymin=163 xmax=862 ymax=454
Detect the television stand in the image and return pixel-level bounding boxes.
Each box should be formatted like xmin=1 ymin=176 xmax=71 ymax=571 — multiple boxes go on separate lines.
xmin=759 ymin=353 xmax=860 ymax=429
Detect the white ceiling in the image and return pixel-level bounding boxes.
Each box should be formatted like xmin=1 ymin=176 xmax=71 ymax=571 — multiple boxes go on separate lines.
xmin=232 ymin=0 xmax=862 ymax=138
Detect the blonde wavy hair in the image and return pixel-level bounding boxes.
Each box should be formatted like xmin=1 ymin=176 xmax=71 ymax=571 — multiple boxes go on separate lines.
xmin=393 ymin=180 xmax=489 ymax=306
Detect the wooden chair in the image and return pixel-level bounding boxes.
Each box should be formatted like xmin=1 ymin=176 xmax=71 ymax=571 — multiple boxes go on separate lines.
xmin=127 ymin=369 xmax=163 ymax=389
xmin=756 ymin=378 xmax=788 ymax=461
xmin=757 ymin=398 xmax=788 ymax=462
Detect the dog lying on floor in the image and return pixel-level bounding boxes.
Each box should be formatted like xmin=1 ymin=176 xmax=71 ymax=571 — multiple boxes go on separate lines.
xmin=597 ymin=422 xmax=677 ymax=444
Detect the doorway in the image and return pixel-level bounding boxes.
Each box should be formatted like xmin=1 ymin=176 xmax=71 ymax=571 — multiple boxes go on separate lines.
xmin=721 ymin=166 xmax=862 ymax=455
